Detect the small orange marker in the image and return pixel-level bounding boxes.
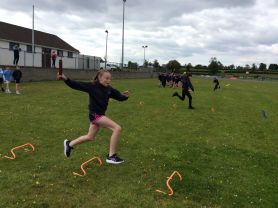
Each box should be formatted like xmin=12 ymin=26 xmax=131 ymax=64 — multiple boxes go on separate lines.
xmin=211 ymin=107 xmax=215 ymax=112
xmin=73 ymin=157 xmax=102 ymax=177
xmin=139 ymin=101 xmax=144 ymax=106
xmin=4 ymin=143 xmax=35 ymax=160
xmin=156 ymin=171 xmax=183 ymax=196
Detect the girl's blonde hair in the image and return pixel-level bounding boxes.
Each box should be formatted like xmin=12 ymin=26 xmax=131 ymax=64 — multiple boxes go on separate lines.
xmin=93 ymin=70 xmax=110 ymax=83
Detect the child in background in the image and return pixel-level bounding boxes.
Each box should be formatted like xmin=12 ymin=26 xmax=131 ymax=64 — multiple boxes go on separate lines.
xmin=0 ymin=67 xmax=4 ymax=92
xmin=12 ymin=66 xmax=22 ymax=95
xmin=51 ymin=51 xmax=57 ymax=68
xmin=58 ymin=70 xmax=129 ymax=164
xmin=213 ymin=77 xmax=220 ymax=91
xmin=172 ymin=72 xmax=195 ymax=109
xmin=3 ymin=67 xmax=13 ymax=94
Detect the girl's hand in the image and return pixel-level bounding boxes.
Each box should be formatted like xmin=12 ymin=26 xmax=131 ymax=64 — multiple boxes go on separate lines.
xmin=122 ymin=90 xmax=129 ymax=97
xmin=57 ymin=73 xmax=67 ymax=80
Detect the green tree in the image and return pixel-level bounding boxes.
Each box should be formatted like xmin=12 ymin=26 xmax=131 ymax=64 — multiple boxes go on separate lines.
xmin=143 ymin=60 xmax=148 ymax=67
xmin=259 ymin=63 xmax=267 ymax=71
xmin=236 ymin=66 xmax=244 ymax=70
xmin=251 ymin=63 xmax=257 ymax=71
xmin=227 ymin=64 xmax=235 ymax=70
xmin=166 ymin=60 xmax=181 ymax=72
xmin=153 ymin=59 xmax=160 ymax=69
xmin=268 ymin=64 xmax=278 ymax=71
xmin=185 ymin=63 xmax=193 ymax=71
xmin=208 ymin=57 xmax=223 ymax=74
xmin=128 ymin=61 xmax=138 ymax=70
xmin=244 ymin=64 xmax=251 ymax=71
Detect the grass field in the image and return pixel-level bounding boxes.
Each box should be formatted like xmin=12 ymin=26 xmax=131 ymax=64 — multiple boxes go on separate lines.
xmin=0 ymin=77 xmax=277 ymax=208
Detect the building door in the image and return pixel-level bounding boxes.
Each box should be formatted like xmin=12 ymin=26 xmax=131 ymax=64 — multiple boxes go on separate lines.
xmin=42 ymin=48 xmax=51 ymax=68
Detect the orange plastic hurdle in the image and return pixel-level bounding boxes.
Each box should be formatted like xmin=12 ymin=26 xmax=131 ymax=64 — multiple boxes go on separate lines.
xmin=4 ymin=143 xmax=35 ymax=160
xmin=73 ymin=157 xmax=103 ymax=177
xmin=156 ymin=171 xmax=183 ymax=196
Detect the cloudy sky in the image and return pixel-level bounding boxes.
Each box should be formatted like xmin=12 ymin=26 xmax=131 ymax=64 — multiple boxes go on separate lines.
xmin=0 ymin=0 xmax=278 ymax=66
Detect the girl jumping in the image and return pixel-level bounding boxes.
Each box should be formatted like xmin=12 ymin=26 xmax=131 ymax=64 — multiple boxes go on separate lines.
xmin=58 ymin=70 xmax=129 ymax=164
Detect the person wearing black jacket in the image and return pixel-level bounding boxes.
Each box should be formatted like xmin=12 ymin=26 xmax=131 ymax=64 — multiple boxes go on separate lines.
xmin=172 ymin=72 xmax=195 ymax=109
xmin=58 ymin=70 xmax=129 ymax=164
xmin=12 ymin=66 xmax=22 ymax=95
xmin=213 ymin=77 xmax=220 ymax=91
xmin=13 ymin=45 xmax=20 ymax=66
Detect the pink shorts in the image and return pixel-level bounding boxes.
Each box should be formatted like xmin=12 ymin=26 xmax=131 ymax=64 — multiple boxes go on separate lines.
xmin=89 ymin=113 xmax=104 ymax=124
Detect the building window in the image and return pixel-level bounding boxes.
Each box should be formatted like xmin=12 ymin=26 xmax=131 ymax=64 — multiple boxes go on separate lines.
xmin=27 ymin=45 xmax=33 ymax=53
xmin=57 ymin=50 xmax=63 ymax=57
xmin=9 ymin=42 xmax=19 ymax=50
xmin=68 ymin=52 xmax=73 ymax=58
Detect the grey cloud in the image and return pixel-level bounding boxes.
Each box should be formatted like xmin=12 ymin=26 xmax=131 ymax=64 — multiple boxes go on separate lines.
xmin=1 ymin=0 xmax=277 ymax=65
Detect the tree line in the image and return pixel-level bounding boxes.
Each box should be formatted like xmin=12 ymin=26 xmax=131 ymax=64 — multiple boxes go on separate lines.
xmin=128 ymin=57 xmax=278 ymax=74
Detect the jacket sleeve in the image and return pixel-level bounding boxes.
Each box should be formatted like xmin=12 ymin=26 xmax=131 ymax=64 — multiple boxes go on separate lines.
xmin=64 ymin=79 xmax=91 ymax=93
xmin=110 ymin=87 xmax=128 ymax=101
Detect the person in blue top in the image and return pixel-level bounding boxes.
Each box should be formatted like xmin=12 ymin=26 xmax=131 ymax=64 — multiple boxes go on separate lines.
xmin=3 ymin=67 xmax=13 ymax=94
xmin=172 ymin=72 xmax=195 ymax=109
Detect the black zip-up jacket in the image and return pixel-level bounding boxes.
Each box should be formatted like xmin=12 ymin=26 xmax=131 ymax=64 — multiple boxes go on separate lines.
xmin=64 ymin=79 xmax=128 ymax=115
xmin=12 ymin=70 xmax=22 ymax=80
xmin=181 ymin=76 xmax=194 ymax=91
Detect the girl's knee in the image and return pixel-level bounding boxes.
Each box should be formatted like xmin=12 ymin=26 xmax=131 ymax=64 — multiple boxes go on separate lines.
xmin=113 ymin=125 xmax=122 ymax=132
xmin=86 ymin=134 xmax=96 ymax=141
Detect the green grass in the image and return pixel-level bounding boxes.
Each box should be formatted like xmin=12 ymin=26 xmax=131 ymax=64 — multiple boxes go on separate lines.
xmin=0 ymin=78 xmax=277 ymax=208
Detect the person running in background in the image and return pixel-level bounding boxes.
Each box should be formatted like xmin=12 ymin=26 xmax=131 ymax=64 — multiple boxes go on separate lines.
xmin=213 ymin=77 xmax=220 ymax=91
xmin=172 ymin=72 xmax=195 ymax=109
xmin=12 ymin=66 xmax=22 ymax=95
xmin=0 ymin=67 xmax=4 ymax=92
xmin=13 ymin=45 xmax=20 ymax=66
xmin=3 ymin=67 xmax=13 ymax=94
xmin=166 ymin=73 xmax=171 ymax=86
xmin=58 ymin=70 xmax=129 ymax=164
xmin=173 ymin=74 xmax=180 ymax=88
xmin=51 ymin=51 xmax=57 ymax=68
xmin=158 ymin=73 xmax=163 ymax=87
xmin=161 ymin=73 xmax=167 ymax=88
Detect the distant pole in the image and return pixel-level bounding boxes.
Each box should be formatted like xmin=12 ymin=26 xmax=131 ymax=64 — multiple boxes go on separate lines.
xmin=142 ymin=45 xmax=148 ymax=66
xmin=105 ymin=30 xmax=108 ymax=70
xmin=32 ymin=5 xmax=35 ymax=68
xmin=121 ymin=0 xmax=126 ymax=70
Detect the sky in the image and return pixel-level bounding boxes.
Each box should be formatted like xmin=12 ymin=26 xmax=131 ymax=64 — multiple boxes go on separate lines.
xmin=0 ymin=0 xmax=278 ymax=66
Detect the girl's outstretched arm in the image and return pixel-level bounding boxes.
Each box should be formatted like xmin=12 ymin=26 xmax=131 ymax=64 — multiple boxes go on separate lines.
xmin=57 ymin=73 xmax=91 ymax=93
xmin=110 ymin=88 xmax=129 ymax=101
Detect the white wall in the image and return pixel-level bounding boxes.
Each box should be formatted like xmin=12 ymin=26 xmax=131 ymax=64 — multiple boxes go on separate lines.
xmin=78 ymin=54 xmax=101 ymax=70
xmin=0 ymin=39 xmax=83 ymax=69
xmin=60 ymin=52 xmax=79 ymax=69
xmin=0 ymin=40 xmax=14 ymax=66
xmin=0 ymin=40 xmax=41 ymax=67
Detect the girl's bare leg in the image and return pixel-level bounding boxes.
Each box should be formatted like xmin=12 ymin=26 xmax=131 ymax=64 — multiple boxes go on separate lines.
xmin=69 ymin=123 xmax=100 ymax=147
xmin=95 ymin=116 xmax=121 ymax=157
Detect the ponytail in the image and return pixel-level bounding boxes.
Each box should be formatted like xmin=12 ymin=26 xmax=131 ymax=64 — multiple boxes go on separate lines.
xmin=93 ymin=69 xmax=109 ymax=83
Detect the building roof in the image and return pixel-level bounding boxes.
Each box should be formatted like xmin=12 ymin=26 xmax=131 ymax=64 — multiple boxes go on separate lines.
xmin=0 ymin=21 xmax=79 ymax=53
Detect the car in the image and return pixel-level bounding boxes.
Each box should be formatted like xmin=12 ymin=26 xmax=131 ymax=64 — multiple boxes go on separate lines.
xmin=100 ymin=62 xmax=119 ymax=71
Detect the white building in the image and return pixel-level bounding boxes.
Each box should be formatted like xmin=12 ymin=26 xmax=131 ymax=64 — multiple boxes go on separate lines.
xmin=0 ymin=21 xmax=101 ymax=70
